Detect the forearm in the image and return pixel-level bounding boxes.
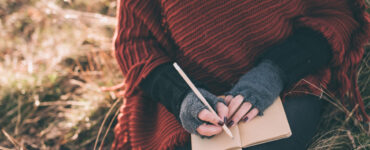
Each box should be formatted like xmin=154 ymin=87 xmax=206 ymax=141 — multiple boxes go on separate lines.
xmin=139 ymin=62 xmax=203 ymax=120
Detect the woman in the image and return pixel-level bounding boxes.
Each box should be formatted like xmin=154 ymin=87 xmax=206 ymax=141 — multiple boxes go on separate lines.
xmin=110 ymin=0 xmax=370 ymax=149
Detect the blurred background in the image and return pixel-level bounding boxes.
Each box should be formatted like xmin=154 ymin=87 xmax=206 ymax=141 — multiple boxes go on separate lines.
xmin=0 ymin=0 xmax=369 ymax=149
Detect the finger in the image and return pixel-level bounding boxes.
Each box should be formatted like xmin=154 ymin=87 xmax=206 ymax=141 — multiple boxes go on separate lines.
xmin=224 ymin=95 xmax=233 ymax=106
xmin=228 ymin=102 xmax=252 ymax=126
xmin=216 ymin=102 xmax=228 ymax=123
xmin=241 ymin=108 xmax=259 ymax=122
xmin=197 ymin=124 xmax=223 ymax=136
xmin=227 ymin=95 xmax=244 ymax=119
xmin=198 ymin=109 xmax=224 ymax=126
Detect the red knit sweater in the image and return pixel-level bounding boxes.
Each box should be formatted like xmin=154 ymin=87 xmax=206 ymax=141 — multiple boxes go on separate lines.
xmin=112 ymin=0 xmax=370 ymax=149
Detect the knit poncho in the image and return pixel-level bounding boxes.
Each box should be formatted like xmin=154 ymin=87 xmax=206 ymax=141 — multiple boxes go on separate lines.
xmin=112 ymin=0 xmax=370 ymax=149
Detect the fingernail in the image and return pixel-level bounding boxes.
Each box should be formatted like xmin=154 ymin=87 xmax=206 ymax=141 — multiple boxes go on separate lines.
xmin=218 ymin=120 xmax=224 ymax=126
xmin=227 ymin=120 xmax=234 ymax=127
xmin=243 ymin=116 xmax=249 ymax=122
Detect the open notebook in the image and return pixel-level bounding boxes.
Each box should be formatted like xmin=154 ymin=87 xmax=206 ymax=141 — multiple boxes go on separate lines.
xmin=191 ymin=97 xmax=291 ymax=150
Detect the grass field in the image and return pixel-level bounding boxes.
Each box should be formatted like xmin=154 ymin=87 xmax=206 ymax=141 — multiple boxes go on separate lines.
xmin=0 ymin=0 xmax=369 ymax=149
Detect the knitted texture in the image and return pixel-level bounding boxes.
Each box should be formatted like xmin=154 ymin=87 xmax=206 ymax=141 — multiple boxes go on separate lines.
xmin=112 ymin=0 xmax=370 ymax=149
xmin=225 ymin=60 xmax=284 ymax=116
xmin=179 ymin=89 xmax=225 ymax=137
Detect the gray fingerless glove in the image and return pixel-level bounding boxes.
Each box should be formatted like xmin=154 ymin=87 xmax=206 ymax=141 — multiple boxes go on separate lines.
xmin=225 ymin=59 xmax=284 ymax=116
xmin=179 ymin=88 xmax=225 ymax=137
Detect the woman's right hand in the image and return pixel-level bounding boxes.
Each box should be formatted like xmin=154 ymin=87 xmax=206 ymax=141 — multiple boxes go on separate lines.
xmin=179 ymin=89 xmax=228 ymax=137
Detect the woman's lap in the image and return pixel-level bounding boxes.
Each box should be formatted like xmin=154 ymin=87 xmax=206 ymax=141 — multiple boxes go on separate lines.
xmin=245 ymin=95 xmax=323 ymax=150
xmin=174 ymin=95 xmax=324 ymax=150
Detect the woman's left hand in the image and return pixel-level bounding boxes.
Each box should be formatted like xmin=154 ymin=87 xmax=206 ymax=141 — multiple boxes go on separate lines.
xmin=223 ymin=60 xmax=285 ymax=127
xmin=224 ymin=95 xmax=259 ymax=127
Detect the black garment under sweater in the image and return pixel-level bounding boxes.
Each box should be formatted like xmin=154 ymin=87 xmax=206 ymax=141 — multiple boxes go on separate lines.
xmin=139 ymin=27 xmax=332 ymax=120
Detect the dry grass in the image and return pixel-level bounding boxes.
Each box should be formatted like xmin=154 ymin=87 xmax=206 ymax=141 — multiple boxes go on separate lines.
xmin=0 ymin=0 xmax=121 ymax=149
xmin=0 ymin=0 xmax=369 ymax=149
xmin=307 ymin=46 xmax=370 ymax=150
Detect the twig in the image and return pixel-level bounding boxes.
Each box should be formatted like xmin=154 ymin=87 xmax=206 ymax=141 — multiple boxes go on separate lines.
xmin=356 ymin=144 xmax=370 ymax=150
xmin=99 ymin=108 xmax=120 ymax=150
xmin=0 ymin=146 xmax=13 ymax=150
xmin=301 ymin=79 xmax=349 ymax=114
xmin=346 ymin=130 xmax=357 ymax=149
xmin=38 ymin=101 xmax=88 ymax=106
xmin=1 ymin=129 xmax=20 ymax=149
xmin=343 ymin=104 xmax=358 ymax=124
xmin=93 ymin=98 xmax=121 ymax=150
xmin=40 ymin=0 xmax=116 ymax=27
xmin=15 ymin=97 xmax=22 ymax=135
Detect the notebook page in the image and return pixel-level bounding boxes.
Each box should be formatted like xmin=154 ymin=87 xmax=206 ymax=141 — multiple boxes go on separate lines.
xmin=191 ymin=125 xmax=242 ymax=150
xmin=238 ymin=97 xmax=292 ymax=147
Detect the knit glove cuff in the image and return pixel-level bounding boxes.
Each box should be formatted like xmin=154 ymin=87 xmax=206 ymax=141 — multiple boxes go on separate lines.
xmin=225 ymin=60 xmax=284 ymax=116
xmin=179 ymin=88 xmax=225 ymax=138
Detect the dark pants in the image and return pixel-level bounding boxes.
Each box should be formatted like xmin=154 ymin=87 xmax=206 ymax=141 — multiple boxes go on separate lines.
xmin=174 ymin=95 xmax=324 ymax=150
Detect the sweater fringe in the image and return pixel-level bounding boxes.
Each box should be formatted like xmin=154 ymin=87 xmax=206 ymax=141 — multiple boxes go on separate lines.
xmin=337 ymin=0 xmax=369 ymax=122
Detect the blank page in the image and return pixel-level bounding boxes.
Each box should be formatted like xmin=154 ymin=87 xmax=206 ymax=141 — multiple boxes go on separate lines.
xmin=239 ymin=97 xmax=292 ymax=147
